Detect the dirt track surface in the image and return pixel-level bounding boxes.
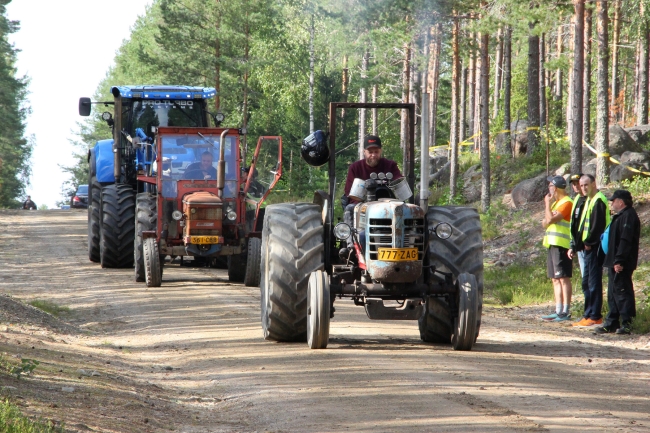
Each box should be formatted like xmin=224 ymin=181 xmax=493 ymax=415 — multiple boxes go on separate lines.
xmin=0 ymin=210 xmax=649 ymax=432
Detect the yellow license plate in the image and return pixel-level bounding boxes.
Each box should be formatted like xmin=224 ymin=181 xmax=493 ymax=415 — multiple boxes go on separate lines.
xmin=189 ymin=236 xmax=220 ymax=244
xmin=377 ymin=248 xmax=419 ymax=261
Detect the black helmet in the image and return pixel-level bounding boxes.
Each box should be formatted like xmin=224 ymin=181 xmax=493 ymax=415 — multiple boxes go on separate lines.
xmin=301 ymin=130 xmax=329 ymax=167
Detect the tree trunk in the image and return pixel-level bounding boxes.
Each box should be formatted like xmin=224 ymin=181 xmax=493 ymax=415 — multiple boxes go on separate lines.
xmin=539 ymin=33 xmax=546 ymax=128
xmin=503 ymin=25 xmax=512 ymax=156
xmin=468 ymin=31 xmax=476 ymax=143
xmin=410 ymin=45 xmax=419 ymax=150
xmin=583 ymin=6 xmax=592 ymax=143
xmin=567 ymin=15 xmax=575 ymax=138
xmin=359 ymin=49 xmax=369 ymax=160
xmin=596 ymin=0 xmax=610 ymax=185
xmin=341 ymin=55 xmax=349 ymax=134
xmin=449 ymin=15 xmax=460 ymax=200
xmin=554 ymin=25 xmax=563 ymax=128
xmin=611 ymin=0 xmax=621 ymax=122
xmin=460 ymin=66 xmax=468 ymax=142
xmin=527 ymin=27 xmax=540 ymax=155
xmin=309 ymin=14 xmax=315 ymax=134
xmin=480 ymin=27 xmax=490 ymax=212
xmin=638 ymin=3 xmax=649 ymax=125
xmin=242 ymin=13 xmax=250 ymax=157
xmin=493 ymin=26 xmax=503 ymax=119
xmin=571 ymin=0 xmax=585 ymax=175
xmin=214 ymin=6 xmax=221 ymax=112
xmin=473 ymin=38 xmax=481 ymax=151
xmin=429 ymin=24 xmax=442 ymax=148
xmin=401 ymin=42 xmax=411 ymax=164
xmin=372 ymin=84 xmax=378 ymax=135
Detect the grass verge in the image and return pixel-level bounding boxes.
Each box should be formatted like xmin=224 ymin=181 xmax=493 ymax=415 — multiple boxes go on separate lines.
xmin=0 ymin=399 xmax=63 ymax=432
xmin=27 ymin=300 xmax=69 ymax=317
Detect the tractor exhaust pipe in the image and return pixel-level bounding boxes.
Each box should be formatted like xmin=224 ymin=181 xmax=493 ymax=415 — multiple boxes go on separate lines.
xmin=420 ymin=93 xmax=429 ymax=209
xmin=217 ymin=129 xmax=229 ymax=198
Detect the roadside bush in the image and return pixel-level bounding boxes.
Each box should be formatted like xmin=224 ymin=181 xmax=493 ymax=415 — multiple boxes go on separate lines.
xmin=28 ymin=300 xmax=69 ymax=317
xmin=0 ymin=399 xmax=63 ymax=432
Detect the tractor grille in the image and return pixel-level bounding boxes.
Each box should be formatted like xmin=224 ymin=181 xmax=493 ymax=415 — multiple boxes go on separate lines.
xmin=189 ymin=207 xmax=222 ymax=220
xmin=190 ymin=229 xmax=221 ymax=236
xmin=404 ymin=218 xmax=425 ymax=259
xmin=368 ymin=219 xmax=392 ymax=260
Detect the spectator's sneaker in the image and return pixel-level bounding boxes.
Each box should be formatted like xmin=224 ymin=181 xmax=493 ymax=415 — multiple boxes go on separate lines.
xmin=572 ymin=318 xmax=590 ymax=327
xmin=615 ymin=326 xmax=631 ymax=335
xmin=552 ymin=313 xmax=571 ymax=322
xmin=583 ymin=318 xmax=603 ymax=327
xmin=593 ymin=326 xmax=616 ymax=334
xmin=541 ymin=312 xmax=559 ymax=320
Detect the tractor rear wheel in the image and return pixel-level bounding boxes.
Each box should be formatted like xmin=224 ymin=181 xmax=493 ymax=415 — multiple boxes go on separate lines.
xmin=419 ymin=206 xmax=483 ymax=343
xmin=452 ymin=273 xmax=478 ymax=351
xmin=244 ymin=237 xmax=261 ymax=287
xmin=134 ymin=193 xmax=157 ymax=282
xmin=227 ymin=253 xmax=246 ymax=282
xmin=99 ymin=184 xmax=136 ymax=268
xmin=261 ymin=203 xmax=323 ymax=341
xmin=143 ymin=237 xmax=162 ymax=287
xmin=87 ymin=177 xmax=102 ymax=262
xmin=306 ymin=270 xmax=330 ymax=349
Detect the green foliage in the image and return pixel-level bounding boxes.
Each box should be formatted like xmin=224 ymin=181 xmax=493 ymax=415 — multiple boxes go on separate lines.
xmin=0 ymin=4 xmax=32 ymax=208
xmin=619 ymin=176 xmax=650 ymax=198
xmin=485 ymin=257 xmax=551 ymax=306
xmin=28 ymin=300 xmax=69 ymax=317
xmin=0 ymin=399 xmax=62 ymax=432
xmin=10 ymin=359 xmax=38 ymax=380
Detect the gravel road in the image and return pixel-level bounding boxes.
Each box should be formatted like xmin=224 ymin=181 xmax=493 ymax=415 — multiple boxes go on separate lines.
xmin=0 ymin=210 xmax=648 ymax=432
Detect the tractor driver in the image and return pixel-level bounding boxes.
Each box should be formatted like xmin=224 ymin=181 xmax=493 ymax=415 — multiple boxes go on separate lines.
xmin=342 ymin=135 xmax=403 ymax=249
xmin=185 ymin=151 xmax=217 ymax=180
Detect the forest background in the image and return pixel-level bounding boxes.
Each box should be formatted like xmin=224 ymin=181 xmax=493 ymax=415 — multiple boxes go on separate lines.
xmin=2 ymin=0 xmax=650 ymax=209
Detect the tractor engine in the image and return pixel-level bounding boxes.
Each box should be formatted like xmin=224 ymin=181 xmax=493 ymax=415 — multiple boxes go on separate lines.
xmin=181 ymin=191 xmax=223 ymax=256
xmin=353 ymin=199 xmax=426 ymax=283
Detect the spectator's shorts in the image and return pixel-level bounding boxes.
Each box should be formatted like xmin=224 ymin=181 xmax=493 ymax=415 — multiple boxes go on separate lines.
xmin=547 ymin=246 xmax=572 ymax=279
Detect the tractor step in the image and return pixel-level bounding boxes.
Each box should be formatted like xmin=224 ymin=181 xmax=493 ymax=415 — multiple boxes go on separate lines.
xmin=364 ymin=299 xmax=424 ymax=320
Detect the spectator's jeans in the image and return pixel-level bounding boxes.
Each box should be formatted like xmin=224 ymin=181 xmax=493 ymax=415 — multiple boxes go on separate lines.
xmin=577 ymin=250 xmax=585 ymax=278
xmin=581 ymin=248 xmax=603 ymax=320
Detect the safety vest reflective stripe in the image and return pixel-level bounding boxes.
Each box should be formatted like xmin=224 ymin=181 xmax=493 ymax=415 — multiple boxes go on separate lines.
xmin=543 ymin=196 xmax=572 ymax=249
xmin=580 ymin=191 xmax=611 ymax=241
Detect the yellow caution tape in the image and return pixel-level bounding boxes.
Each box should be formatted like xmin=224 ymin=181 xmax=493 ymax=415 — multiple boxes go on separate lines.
xmin=526 ymin=126 xmax=540 ymax=131
xmin=583 ymin=141 xmax=650 ymax=176
xmin=498 ymin=129 xmax=511 ymax=134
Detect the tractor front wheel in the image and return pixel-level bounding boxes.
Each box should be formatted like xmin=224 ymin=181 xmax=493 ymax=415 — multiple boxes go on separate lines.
xmin=306 ymin=270 xmax=330 ymax=349
xmin=452 ymin=273 xmax=478 ymax=351
xmin=87 ymin=176 xmax=102 ymax=263
xmin=134 ymin=193 xmax=157 ymax=282
xmin=143 ymin=237 xmax=162 ymax=287
xmin=244 ymin=237 xmax=261 ymax=287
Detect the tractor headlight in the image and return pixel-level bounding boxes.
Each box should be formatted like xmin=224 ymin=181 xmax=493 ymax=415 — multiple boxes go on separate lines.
xmin=434 ymin=222 xmax=453 ymax=239
xmin=226 ymin=206 xmax=236 ymax=221
xmin=172 ymin=210 xmax=183 ymax=221
xmin=333 ymin=223 xmax=352 ymax=240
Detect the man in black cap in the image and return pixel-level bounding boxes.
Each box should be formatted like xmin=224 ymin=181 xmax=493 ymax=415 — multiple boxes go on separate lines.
xmin=343 ymin=135 xmax=402 ymax=203
xmin=341 ymin=135 xmax=403 ymax=249
xmin=594 ymin=190 xmax=640 ymax=335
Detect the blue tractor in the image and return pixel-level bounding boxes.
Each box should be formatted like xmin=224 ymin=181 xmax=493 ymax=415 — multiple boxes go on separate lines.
xmin=259 ymin=102 xmax=484 ymax=351
xmin=79 ymin=86 xmax=280 ymax=285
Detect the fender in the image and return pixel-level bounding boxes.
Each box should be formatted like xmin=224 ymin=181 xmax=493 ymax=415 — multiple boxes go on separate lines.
xmin=94 ymin=139 xmax=116 ymax=183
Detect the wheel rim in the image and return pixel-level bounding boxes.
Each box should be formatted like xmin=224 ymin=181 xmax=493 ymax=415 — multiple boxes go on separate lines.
xmin=307 ymin=270 xmax=330 ymax=349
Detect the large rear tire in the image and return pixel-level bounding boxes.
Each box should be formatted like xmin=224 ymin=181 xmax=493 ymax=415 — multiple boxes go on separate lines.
xmin=419 ymin=206 xmax=483 ymax=343
xmin=243 ymin=237 xmax=261 ymax=287
xmin=261 ymin=203 xmax=324 ymax=341
xmin=87 ymin=177 xmax=102 ymax=263
xmin=99 ymin=184 xmax=136 ymax=268
xmin=452 ymin=273 xmax=478 ymax=351
xmin=143 ymin=237 xmax=162 ymax=287
xmin=134 ymin=193 xmax=157 ymax=282
xmin=307 ymin=270 xmax=330 ymax=349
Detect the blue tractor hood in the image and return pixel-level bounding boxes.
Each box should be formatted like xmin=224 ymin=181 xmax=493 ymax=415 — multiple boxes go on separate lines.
xmin=110 ymin=85 xmax=217 ymax=100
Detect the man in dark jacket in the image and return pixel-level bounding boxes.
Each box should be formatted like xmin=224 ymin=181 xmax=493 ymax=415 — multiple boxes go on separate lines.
xmin=22 ymin=195 xmax=37 ymax=210
xmin=594 ymin=190 xmax=640 ymax=335
xmin=569 ymin=174 xmax=610 ymax=327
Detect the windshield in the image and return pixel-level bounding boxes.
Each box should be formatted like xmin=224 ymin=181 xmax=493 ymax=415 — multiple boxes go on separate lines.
xmin=131 ymin=100 xmax=206 ymax=132
xmin=76 ymin=185 xmax=88 ymax=195
xmin=159 ymin=133 xmax=239 ymax=198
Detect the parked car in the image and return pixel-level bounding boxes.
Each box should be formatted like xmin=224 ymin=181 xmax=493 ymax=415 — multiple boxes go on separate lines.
xmin=70 ymin=184 xmax=89 ymax=209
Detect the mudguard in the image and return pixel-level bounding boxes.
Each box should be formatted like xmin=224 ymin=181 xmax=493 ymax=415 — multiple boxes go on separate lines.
xmin=94 ymin=139 xmax=116 ymax=183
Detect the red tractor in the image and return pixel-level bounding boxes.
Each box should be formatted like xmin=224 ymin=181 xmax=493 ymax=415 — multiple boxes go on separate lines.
xmin=135 ymin=126 xmax=282 ymax=287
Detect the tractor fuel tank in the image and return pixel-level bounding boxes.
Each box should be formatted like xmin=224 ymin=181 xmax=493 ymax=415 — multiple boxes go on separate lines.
xmin=356 ymin=199 xmax=425 ymax=283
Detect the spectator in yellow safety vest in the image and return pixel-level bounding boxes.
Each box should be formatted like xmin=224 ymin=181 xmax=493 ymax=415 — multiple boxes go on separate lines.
xmin=569 ymin=174 xmax=610 ymax=328
xmin=540 ymin=176 xmax=574 ymax=322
